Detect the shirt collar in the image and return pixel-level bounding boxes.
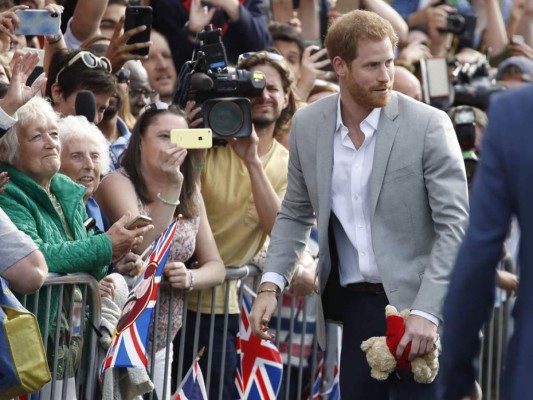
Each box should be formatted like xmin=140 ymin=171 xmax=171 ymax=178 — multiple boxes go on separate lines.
xmin=335 ymin=96 xmax=382 ymax=139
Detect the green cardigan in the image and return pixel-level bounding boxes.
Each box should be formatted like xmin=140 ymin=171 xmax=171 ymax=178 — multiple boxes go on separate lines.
xmin=0 ymin=164 xmax=112 ymax=333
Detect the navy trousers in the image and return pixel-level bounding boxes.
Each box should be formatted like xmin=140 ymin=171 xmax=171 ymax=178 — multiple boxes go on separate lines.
xmin=322 ymin=265 xmax=440 ymax=400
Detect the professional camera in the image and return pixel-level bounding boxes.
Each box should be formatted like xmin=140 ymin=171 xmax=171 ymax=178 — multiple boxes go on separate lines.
xmin=452 ymin=55 xmax=506 ymax=110
xmin=173 ymin=25 xmax=266 ymax=141
xmin=451 ymin=106 xmax=478 ymax=183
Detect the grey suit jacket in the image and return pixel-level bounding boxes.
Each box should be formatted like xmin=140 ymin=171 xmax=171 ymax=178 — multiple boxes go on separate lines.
xmin=264 ymin=92 xmax=469 ymax=347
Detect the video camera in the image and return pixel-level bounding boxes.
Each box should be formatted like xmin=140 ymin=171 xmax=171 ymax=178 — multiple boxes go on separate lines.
xmin=451 ymin=55 xmax=506 ymax=110
xmin=451 ymin=105 xmax=478 ymax=183
xmin=173 ymin=25 xmax=266 ymax=142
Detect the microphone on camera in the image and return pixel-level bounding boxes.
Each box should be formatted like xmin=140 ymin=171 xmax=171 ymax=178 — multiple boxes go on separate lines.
xmin=190 ymin=72 xmax=214 ymax=92
xmin=75 ymin=90 xmax=97 ymax=123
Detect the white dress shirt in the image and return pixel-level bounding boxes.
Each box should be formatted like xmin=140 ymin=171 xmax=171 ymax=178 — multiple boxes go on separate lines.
xmin=262 ymin=98 xmax=438 ymax=326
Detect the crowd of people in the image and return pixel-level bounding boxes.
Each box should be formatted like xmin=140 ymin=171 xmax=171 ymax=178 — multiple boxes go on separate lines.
xmin=0 ymin=0 xmax=531 ymax=399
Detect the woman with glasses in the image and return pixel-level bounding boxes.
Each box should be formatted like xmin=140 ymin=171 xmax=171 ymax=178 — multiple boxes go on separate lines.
xmin=95 ymin=102 xmax=225 ymax=399
xmin=46 ymin=49 xmax=116 ymax=124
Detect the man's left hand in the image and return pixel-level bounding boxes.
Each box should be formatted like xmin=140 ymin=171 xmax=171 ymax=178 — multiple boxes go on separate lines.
xmin=396 ymin=314 xmax=438 ymax=360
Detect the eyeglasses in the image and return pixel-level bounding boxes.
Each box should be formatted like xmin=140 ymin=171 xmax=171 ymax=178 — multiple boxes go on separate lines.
xmin=237 ymin=51 xmax=284 ymax=65
xmin=115 ymin=68 xmax=131 ymax=83
xmin=55 ymin=51 xmax=112 ymax=85
xmin=130 ymin=87 xmax=157 ymax=100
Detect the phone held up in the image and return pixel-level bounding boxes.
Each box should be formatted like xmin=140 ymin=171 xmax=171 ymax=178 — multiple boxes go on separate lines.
xmin=125 ymin=215 xmax=153 ymax=230
xmin=171 ymin=128 xmax=213 ymax=149
xmin=14 ymin=10 xmax=61 ymax=36
xmin=124 ymin=6 xmax=153 ymax=56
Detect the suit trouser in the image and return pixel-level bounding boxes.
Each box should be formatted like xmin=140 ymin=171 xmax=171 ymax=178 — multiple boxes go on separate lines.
xmin=322 ymin=266 xmax=440 ymax=400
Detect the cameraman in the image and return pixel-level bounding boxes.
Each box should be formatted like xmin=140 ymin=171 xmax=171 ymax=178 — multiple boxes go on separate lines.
xmin=173 ymin=51 xmax=297 ymax=399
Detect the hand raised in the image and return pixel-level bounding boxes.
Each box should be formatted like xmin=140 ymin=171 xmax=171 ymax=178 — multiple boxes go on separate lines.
xmin=106 ymin=15 xmax=152 ymax=72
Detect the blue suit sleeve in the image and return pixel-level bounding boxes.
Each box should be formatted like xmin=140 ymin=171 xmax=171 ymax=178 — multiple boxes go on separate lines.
xmin=440 ymin=94 xmax=513 ymax=399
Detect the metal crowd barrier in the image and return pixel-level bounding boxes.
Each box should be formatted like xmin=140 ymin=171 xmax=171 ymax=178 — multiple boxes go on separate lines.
xmin=19 ymin=273 xmax=101 ymax=400
xmin=19 ymin=262 xmax=515 ymax=400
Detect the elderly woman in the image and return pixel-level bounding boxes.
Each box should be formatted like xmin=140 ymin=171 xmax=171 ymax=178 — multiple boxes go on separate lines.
xmin=58 ymin=115 xmax=110 ymax=230
xmin=58 ymin=115 xmax=143 ymax=282
xmin=95 ymin=103 xmax=225 ymax=399
xmin=0 ymin=97 xmax=150 ymax=333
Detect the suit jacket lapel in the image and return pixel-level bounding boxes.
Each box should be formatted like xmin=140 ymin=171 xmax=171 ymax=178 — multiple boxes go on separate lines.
xmin=316 ymin=94 xmax=338 ymax=220
xmin=370 ymin=92 xmax=400 ymax=218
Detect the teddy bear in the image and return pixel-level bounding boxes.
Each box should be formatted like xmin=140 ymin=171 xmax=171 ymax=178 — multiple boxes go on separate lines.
xmin=360 ymin=304 xmax=440 ymax=384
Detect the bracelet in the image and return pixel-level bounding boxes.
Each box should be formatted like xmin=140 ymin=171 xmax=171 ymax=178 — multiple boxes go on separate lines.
xmin=157 ymin=192 xmax=180 ymax=206
xmin=46 ymin=34 xmax=63 ymax=45
xmin=257 ymin=288 xmax=279 ymax=296
xmin=187 ymin=269 xmax=194 ymax=292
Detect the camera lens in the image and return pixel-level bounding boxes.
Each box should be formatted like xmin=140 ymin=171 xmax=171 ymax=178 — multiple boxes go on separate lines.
xmin=51 ymin=13 xmax=58 ymax=17
xmin=207 ymin=101 xmax=244 ymax=136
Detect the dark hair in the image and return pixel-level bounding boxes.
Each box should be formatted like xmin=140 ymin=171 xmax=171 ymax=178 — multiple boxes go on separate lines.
xmin=238 ymin=53 xmax=298 ymax=140
xmin=121 ymin=106 xmax=201 ymax=218
xmin=269 ymin=22 xmax=305 ymax=62
xmin=45 ymin=49 xmax=116 ymax=102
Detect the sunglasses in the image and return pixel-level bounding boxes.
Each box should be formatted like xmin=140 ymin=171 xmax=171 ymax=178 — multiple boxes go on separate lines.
xmin=55 ymin=51 xmax=112 ymax=85
xmin=237 ymin=51 xmax=284 ymax=65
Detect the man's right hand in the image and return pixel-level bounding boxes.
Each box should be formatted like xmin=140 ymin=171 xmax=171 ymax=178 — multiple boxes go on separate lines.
xmin=106 ymin=212 xmax=154 ymax=262
xmin=250 ymin=283 xmax=279 ymax=340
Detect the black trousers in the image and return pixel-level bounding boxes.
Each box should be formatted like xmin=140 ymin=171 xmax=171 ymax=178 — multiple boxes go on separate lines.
xmin=322 ymin=265 xmax=440 ymax=400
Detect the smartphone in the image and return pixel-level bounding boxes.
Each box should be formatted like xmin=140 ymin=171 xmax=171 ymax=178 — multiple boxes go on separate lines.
xmin=171 ymin=128 xmax=213 ymax=149
xmin=14 ymin=10 xmax=61 ymax=36
xmin=125 ymin=215 xmax=153 ymax=230
xmin=420 ymin=57 xmax=450 ymax=100
xmin=124 ymin=6 xmax=153 ymax=57
xmin=310 ymin=47 xmax=333 ymax=72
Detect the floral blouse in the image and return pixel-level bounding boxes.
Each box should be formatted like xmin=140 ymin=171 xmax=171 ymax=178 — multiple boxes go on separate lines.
xmin=120 ymin=169 xmax=199 ymax=352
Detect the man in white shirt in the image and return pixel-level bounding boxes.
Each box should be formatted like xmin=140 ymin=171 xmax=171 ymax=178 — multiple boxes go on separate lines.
xmin=250 ymin=10 xmax=469 ymax=399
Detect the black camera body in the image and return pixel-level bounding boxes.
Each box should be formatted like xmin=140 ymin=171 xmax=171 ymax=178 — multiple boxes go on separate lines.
xmin=173 ymin=25 xmax=266 ymax=142
xmin=437 ymin=12 xmax=477 ymax=47
xmin=451 ymin=106 xmax=478 ymax=184
xmin=452 ymin=57 xmax=506 ymax=110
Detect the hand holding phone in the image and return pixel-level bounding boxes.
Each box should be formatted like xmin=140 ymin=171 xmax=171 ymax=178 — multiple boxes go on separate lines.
xmin=125 ymin=215 xmax=153 ymax=230
xmin=124 ymin=6 xmax=153 ymax=56
xmin=171 ymin=128 xmax=213 ymax=149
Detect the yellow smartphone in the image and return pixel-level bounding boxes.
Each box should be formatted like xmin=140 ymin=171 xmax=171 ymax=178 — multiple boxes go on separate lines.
xmin=125 ymin=215 xmax=152 ymax=230
xmin=170 ymin=128 xmax=213 ymax=149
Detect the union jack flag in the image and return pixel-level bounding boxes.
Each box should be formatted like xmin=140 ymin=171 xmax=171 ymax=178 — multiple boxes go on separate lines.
xmin=327 ymin=364 xmax=339 ymax=400
xmin=310 ymin=358 xmax=324 ymax=400
xmin=171 ymin=355 xmax=208 ymax=400
xmin=99 ymin=220 xmax=178 ymax=375
xmin=235 ymin=295 xmax=283 ymax=400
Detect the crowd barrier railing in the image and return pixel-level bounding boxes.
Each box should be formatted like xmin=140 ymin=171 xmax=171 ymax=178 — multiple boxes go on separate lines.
xmin=18 ymin=262 xmax=515 ymax=400
xmin=19 ymin=272 xmax=101 ymax=400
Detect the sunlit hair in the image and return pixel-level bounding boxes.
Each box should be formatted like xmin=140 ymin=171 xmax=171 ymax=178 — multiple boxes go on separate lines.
xmin=121 ymin=105 xmax=201 ymax=218
xmin=0 ymin=97 xmax=60 ymax=164
xmin=238 ymin=52 xmax=298 ymax=140
xmin=58 ymin=115 xmax=111 ymax=176
xmin=325 ymin=10 xmax=399 ymax=64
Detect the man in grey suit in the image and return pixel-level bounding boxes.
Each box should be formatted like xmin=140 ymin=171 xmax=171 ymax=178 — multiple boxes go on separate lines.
xmin=250 ymin=10 xmax=469 ymax=399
